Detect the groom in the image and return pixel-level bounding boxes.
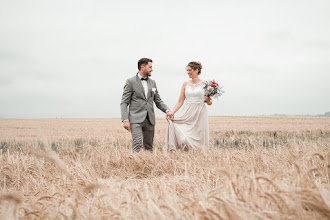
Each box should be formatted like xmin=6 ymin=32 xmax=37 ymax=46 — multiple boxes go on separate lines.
xmin=120 ymin=58 xmax=173 ymax=152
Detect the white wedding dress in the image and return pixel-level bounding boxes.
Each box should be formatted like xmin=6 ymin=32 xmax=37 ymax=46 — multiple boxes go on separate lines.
xmin=164 ymin=80 xmax=209 ymax=150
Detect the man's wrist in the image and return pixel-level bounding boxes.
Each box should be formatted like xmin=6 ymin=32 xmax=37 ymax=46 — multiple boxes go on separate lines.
xmin=123 ymin=119 xmax=129 ymax=122
xmin=166 ymin=110 xmax=171 ymax=113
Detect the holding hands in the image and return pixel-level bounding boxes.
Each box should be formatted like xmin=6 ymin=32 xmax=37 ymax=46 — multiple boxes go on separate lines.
xmin=166 ymin=111 xmax=174 ymax=120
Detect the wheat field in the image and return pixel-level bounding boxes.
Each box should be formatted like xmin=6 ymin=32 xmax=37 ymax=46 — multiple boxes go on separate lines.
xmin=0 ymin=116 xmax=329 ymax=219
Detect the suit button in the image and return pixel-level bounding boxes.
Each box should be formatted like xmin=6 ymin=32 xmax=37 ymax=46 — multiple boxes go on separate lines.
xmin=146 ymin=109 xmax=147 ymax=111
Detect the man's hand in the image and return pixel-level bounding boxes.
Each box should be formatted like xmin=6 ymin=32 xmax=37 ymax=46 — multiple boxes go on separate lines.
xmin=123 ymin=121 xmax=131 ymax=132
xmin=166 ymin=111 xmax=174 ymax=120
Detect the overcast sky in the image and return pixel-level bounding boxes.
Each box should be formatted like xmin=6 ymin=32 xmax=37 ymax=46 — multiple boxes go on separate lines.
xmin=0 ymin=0 xmax=329 ymax=118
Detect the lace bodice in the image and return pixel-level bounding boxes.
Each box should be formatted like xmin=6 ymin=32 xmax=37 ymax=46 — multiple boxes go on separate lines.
xmin=185 ymin=80 xmax=205 ymax=103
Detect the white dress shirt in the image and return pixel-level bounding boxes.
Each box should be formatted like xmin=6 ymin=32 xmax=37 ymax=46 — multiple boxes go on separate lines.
xmin=138 ymin=73 xmax=170 ymax=113
xmin=123 ymin=74 xmax=170 ymax=122
xmin=138 ymin=73 xmax=148 ymax=98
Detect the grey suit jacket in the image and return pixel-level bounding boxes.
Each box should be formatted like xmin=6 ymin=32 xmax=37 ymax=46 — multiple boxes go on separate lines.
xmin=120 ymin=74 xmax=169 ymax=125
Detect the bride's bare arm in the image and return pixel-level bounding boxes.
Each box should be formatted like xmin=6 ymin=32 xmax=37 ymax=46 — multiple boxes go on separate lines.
xmin=172 ymin=82 xmax=187 ymax=114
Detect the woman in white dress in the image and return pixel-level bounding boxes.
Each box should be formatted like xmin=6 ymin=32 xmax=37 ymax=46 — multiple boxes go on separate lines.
xmin=164 ymin=61 xmax=212 ymax=151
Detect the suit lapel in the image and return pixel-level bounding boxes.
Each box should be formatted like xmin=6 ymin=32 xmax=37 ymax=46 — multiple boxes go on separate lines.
xmin=135 ymin=74 xmax=147 ymax=100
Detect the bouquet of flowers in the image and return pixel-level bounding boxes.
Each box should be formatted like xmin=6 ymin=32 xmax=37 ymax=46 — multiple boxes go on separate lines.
xmin=203 ymin=79 xmax=224 ymax=99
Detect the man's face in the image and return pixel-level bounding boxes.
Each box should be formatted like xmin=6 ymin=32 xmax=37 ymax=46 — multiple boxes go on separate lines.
xmin=142 ymin=62 xmax=153 ymax=76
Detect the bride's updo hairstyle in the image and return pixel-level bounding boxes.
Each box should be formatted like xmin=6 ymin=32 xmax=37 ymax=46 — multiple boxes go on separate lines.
xmin=187 ymin=61 xmax=203 ymax=75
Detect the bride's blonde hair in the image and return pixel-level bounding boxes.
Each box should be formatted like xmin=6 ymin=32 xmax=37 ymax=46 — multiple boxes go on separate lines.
xmin=187 ymin=61 xmax=203 ymax=75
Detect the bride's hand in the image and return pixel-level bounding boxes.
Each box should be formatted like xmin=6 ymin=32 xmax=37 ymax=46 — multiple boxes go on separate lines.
xmin=205 ymin=96 xmax=212 ymax=105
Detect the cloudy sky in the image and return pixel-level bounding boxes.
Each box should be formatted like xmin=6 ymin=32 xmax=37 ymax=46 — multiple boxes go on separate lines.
xmin=0 ymin=0 xmax=329 ymax=118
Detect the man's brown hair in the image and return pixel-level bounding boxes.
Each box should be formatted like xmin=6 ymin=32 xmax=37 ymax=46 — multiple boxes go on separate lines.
xmin=138 ymin=58 xmax=153 ymax=70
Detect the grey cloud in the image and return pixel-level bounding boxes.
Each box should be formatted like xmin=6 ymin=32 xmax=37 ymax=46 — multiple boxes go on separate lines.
xmin=266 ymin=30 xmax=295 ymax=42
xmin=0 ymin=49 xmax=25 ymax=63
xmin=219 ymin=64 xmax=278 ymax=76
xmin=0 ymin=64 xmax=63 ymax=83
xmin=0 ymin=74 xmax=14 ymax=86
xmin=304 ymin=40 xmax=330 ymax=50
xmin=0 ymin=0 xmax=329 ymax=118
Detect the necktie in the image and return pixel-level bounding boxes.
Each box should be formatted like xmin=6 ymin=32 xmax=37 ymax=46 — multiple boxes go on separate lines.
xmin=141 ymin=77 xmax=148 ymax=81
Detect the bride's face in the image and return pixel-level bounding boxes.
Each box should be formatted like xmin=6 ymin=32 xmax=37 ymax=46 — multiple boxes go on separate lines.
xmin=186 ymin=66 xmax=198 ymax=78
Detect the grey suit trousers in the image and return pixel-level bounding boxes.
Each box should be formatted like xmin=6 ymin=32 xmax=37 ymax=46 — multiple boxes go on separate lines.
xmin=131 ymin=114 xmax=154 ymax=152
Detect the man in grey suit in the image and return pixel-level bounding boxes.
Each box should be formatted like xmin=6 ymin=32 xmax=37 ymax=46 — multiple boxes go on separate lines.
xmin=120 ymin=58 xmax=173 ymax=152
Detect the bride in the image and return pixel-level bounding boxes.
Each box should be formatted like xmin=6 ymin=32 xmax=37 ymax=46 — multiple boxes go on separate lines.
xmin=164 ymin=61 xmax=212 ymax=151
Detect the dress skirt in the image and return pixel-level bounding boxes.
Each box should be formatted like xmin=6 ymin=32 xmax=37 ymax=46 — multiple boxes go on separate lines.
xmin=164 ymin=102 xmax=209 ymax=150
